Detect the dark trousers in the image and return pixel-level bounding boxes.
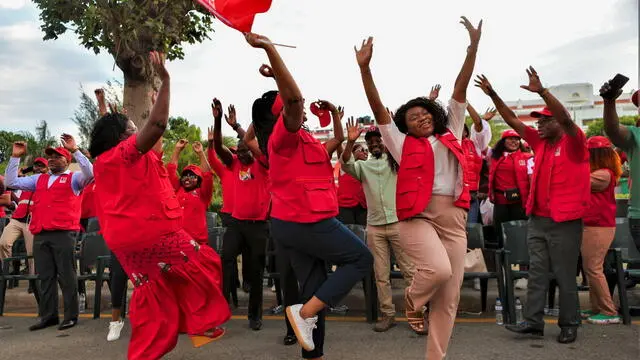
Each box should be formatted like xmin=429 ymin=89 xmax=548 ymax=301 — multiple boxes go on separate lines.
xmin=271 ymin=217 xmax=373 ymax=359
xmin=220 ymin=213 xmax=249 ymax=298
xmin=525 ymin=216 xmax=581 ymax=329
xmin=628 ymin=219 xmax=640 ymax=273
xmin=274 ymin=237 xmax=301 ymax=336
xmin=110 ymin=252 xmax=128 ymax=309
xmin=493 ymin=202 xmax=527 ymax=248
xmin=222 ymin=218 xmax=268 ymax=320
xmin=33 ymin=230 xmax=79 ymax=322
xmin=337 ymin=205 xmax=367 ymax=226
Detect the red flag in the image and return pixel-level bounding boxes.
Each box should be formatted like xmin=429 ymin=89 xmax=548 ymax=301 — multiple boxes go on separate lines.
xmin=195 ymin=0 xmax=273 ymax=33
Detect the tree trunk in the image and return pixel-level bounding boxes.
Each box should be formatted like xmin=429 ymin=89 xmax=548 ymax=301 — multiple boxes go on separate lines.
xmin=123 ymin=76 xmax=155 ymax=128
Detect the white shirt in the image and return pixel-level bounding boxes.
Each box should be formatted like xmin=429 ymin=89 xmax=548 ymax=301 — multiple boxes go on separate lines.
xmin=379 ymin=98 xmax=467 ymax=197
xmin=470 ymin=120 xmax=492 ymax=156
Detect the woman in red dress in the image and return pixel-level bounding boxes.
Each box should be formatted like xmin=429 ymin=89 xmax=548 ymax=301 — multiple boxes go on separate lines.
xmin=88 ymin=52 xmax=230 ymax=360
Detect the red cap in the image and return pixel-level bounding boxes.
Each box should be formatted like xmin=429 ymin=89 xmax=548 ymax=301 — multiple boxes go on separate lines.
xmin=632 ymin=90 xmax=639 ymax=107
xmin=501 ymin=129 xmax=521 ymax=139
xmin=310 ymin=102 xmax=332 ymax=127
xmin=271 ymin=93 xmax=284 ymax=116
xmin=33 ymin=157 xmax=48 ymax=166
xmin=530 ymin=107 xmax=553 ymax=118
xmin=587 ymin=136 xmax=612 ymax=149
xmin=182 ymin=164 xmax=204 ymax=179
xmin=45 ymin=147 xmax=72 ymax=162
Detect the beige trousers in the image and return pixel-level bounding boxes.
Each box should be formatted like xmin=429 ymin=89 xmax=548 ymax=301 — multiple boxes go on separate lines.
xmin=0 ymin=219 xmax=35 ymax=274
xmin=398 ymin=195 xmax=467 ymax=360
xmin=366 ymin=222 xmax=415 ymax=317
xmin=581 ymin=226 xmax=617 ymax=316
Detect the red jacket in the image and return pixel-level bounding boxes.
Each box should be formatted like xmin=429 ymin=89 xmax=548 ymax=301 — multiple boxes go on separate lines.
xmin=231 ymin=156 xmax=271 ymax=221
xmin=167 ymin=163 xmax=214 ymax=244
xmin=524 ymin=127 xmax=590 ymax=222
xmin=396 ymin=130 xmax=471 ymax=221
xmin=583 ymin=169 xmax=617 ymax=227
xmin=337 ymin=169 xmax=367 ymax=209
xmin=489 ymin=151 xmax=532 ymax=206
xmin=268 ymin=116 xmax=338 ymax=223
xmin=462 ymin=138 xmax=482 ymax=192
xmin=11 ymin=190 xmax=34 ymax=220
xmin=80 ymin=181 xmax=97 ymax=219
xmin=29 ymin=173 xmax=82 ymax=234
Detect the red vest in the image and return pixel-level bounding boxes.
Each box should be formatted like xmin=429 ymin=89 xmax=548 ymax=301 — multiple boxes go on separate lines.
xmin=231 ymin=158 xmax=271 ymax=221
xmin=80 ymin=181 xmax=97 ymax=219
xmin=526 ymin=135 xmax=590 ymax=222
xmin=462 ymin=138 xmax=482 ymax=192
xmin=489 ymin=151 xmax=532 ymax=205
xmin=11 ymin=190 xmax=34 ymax=220
xmin=269 ymin=125 xmax=338 ymax=223
xmin=338 ymin=172 xmax=367 ymax=208
xmin=583 ymin=169 xmax=616 ymax=227
xmin=176 ymin=187 xmax=209 ymax=243
xmin=396 ymin=131 xmax=471 ymax=221
xmin=94 ymin=148 xmax=183 ymax=249
xmin=29 ymin=173 xmax=81 ymax=234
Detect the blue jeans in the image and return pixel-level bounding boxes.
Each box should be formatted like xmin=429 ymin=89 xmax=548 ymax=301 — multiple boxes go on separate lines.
xmin=467 ymin=197 xmax=480 ymax=224
xmin=271 ymin=217 xmax=373 ymax=359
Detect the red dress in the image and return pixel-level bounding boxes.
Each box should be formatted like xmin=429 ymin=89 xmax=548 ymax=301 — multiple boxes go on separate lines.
xmin=93 ymin=135 xmax=230 ymax=360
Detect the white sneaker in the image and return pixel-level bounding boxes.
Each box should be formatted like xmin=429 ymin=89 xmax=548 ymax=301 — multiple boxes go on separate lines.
xmin=515 ymin=278 xmax=528 ymax=290
xmin=473 ymin=278 xmax=481 ymax=291
xmin=286 ymin=304 xmax=317 ymax=352
xmin=107 ymin=320 xmax=124 ymax=342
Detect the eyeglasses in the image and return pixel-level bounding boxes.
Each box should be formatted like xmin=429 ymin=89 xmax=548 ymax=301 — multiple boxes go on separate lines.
xmin=181 ymin=173 xmax=198 ymax=180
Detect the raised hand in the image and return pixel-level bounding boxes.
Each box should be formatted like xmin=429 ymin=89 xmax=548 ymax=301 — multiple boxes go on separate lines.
xmin=224 ymin=105 xmax=237 ymax=127
xmin=474 ymin=74 xmax=494 ymax=96
xmin=520 ymin=66 xmax=545 ymax=94
xmin=599 ymin=81 xmax=623 ymax=101
xmin=12 ymin=141 xmax=27 ymax=157
xmin=460 ymin=16 xmax=482 ymax=45
xmin=428 ymin=84 xmax=441 ymax=100
xmin=355 ymin=37 xmax=374 ymax=69
xmin=176 ymin=138 xmax=188 ymax=151
xmin=207 ymin=126 xmax=214 ymax=142
xmin=386 ymin=107 xmax=395 ymax=120
xmin=259 ymin=64 xmax=274 ymax=78
xmin=150 ymin=51 xmax=169 ymax=81
xmin=60 ymin=134 xmax=78 ymax=152
xmin=192 ymin=141 xmax=203 ymax=154
xmin=337 ymin=106 xmax=345 ymax=121
xmin=94 ymin=88 xmax=105 ymax=103
xmin=317 ymin=100 xmax=338 ymax=113
xmin=245 ymin=33 xmax=272 ymax=49
xmin=346 ymin=117 xmax=363 ymax=142
xmin=211 ymin=98 xmax=223 ymax=120
xmin=482 ymin=107 xmax=497 ymax=120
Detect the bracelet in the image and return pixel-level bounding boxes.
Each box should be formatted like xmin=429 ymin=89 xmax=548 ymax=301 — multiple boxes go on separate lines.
xmin=539 ymin=88 xmax=549 ymax=97
xmin=232 ymin=123 xmax=241 ymax=131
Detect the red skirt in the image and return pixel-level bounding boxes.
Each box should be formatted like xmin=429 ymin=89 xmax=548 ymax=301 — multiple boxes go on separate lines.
xmin=111 ymin=229 xmax=231 ymax=360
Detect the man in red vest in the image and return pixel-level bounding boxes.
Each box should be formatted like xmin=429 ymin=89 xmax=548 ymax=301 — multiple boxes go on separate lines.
xmin=476 ymin=68 xmax=589 ymax=344
xmin=4 ymin=136 xmax=94 ymax=332
xmin=0 ymin=158 xmax=49 ymax=282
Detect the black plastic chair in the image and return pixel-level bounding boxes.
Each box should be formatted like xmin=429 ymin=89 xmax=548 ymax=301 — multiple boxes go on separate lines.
xmin=463 ymin=223 xmax=504 ymax=313
xmin=344 ymin=224 xmax=378 ymax=323
xmin=0 ymin=237 xmax=40 ymax=316
xmin=609 ymin=217 xmax=640 ymax=324
xmin=76 ymin=232 xmax=111 ymax=319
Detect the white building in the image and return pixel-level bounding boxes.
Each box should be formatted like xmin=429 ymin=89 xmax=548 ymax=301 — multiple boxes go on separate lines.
xmin=497 ymin=83 xmax=638 ymax=129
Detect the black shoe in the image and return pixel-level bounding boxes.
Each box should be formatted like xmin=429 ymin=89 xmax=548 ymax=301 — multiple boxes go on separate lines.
xmin=283 ymin=334 xmax=297 ymax=346
xmin=557 ymin=327 xmax=577 ymax=344
xmin=242 ymin=281 xmax=251 ymax=294
xmin=58 ymin=319 xmax=77 ymax=331
xmin=505 ymin=323 xmax=544 ymax=336
xmin=249 ymin=319 xmax=262 ymax=331
xmin=29 ymin=318 xmax=59 ymax=331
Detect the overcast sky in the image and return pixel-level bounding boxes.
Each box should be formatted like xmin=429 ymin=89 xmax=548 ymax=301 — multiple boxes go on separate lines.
xmin=0 ymin=0 xmax=638 ymax=140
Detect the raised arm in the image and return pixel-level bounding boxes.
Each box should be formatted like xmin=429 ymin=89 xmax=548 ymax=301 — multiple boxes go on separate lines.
xmin=170 ymin=139 xmax=187 ymax=166
xmin=341 ymin=117 xmax=364 ymax=165
xmin=356 ymin=37 xmax=391 ymax=125
xmin=452 ymin=17 xmax=482 ymax=103
xmin=475 ymin=75 xmax=527 ymax=137
xmin=5 ymin=142 xmax=38 ymax=191
xmin=246 ymin=33 xmax=304 ymax=132
xmin=321 ymin=101 xmax=345 ymax=155
xmin=207 ymin=126 xmax=228 ymax=176
xmin=243 ymin=124 xmax=264 ymax=158
xmin=600 ymin=81 xmax=633 ymax=149
xmin=224 ymin=104 xmax=247 ymax=140
xmin=62 ymin=134 xmax=94 ymax=192
xmin=136 ymin=52 xmax=170 ymax=154
xmin=192 ymin=141 xmax=211 ymax=173
xmin=520 ymin=66 xmax=576 ymax=136
xmin=212 ymin=98 xmax=234 ymax=167
xmin=467 ymin=103 xmax=484 ymax=133
xmin=95 ymin=89 xmax=108 ymax=117
xmin=428 ymin=84 xmax=441 ymax=101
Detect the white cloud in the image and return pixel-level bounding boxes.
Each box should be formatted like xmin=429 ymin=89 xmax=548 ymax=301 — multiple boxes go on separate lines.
xmin=0 ymin=0 xmax=28 ymax=10
xmin=0 ymin=21 xmax=41 ymax=41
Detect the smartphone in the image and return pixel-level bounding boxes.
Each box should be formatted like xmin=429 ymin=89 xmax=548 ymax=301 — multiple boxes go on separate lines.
xmin=600 ymin=73 xmax=629 ymax=99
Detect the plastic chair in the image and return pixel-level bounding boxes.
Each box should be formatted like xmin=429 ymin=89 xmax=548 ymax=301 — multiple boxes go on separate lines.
xmin=463 ymin=223 xmax=504 ymax=313
xmin=344 ymin=224 xmax=378 ymax=323
xmin=608 ymin=217 xmax=640 ymax=324
xmin=76 ymin=232 xmax=111 ymax=319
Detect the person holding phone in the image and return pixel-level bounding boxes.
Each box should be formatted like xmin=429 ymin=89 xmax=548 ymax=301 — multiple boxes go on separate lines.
xmin=475 ymin=69 xmax=590 ymax=344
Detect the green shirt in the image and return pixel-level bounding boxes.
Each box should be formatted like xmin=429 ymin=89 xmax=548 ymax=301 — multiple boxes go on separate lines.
xmin=341 ymin=153 xmax=398 ymax=226
xmin=622 ymin=126 xmax=640 ymax=218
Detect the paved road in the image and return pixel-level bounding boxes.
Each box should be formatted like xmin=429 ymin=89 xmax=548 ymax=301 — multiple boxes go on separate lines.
xmin=0 ymin=316 xmax=638 ymax=360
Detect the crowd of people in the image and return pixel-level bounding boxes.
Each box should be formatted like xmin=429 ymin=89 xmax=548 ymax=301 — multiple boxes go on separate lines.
xmin=0 ymin=14 xmax=639 ymax=360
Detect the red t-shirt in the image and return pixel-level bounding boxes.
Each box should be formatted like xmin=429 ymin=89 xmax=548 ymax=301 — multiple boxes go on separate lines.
xmin=80 ymin=181 xmax=97 ymax=219
xmin=494 ymin=154 xmax=518 ymax=205
xmin=231 ymin=156 xmax=270 ymax=221
xmin=208 ymin=148 xmax=235 ymax=215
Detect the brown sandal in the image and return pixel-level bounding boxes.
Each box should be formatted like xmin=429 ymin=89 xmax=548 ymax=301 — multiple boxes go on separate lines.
xmin=405 ymin=292 xmax=428 ymax=335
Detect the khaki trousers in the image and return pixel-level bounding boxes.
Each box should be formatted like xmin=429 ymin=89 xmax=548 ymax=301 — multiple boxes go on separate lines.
xmin=398 ymin=195 xmax=467 ymax=360
xmin=366 ymin=222 xmax=415 ymax=317
xmin=581 ymin=226 xmax=617 ymax=316
xmin=0 ymin=219 xmax=35 ymax=274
